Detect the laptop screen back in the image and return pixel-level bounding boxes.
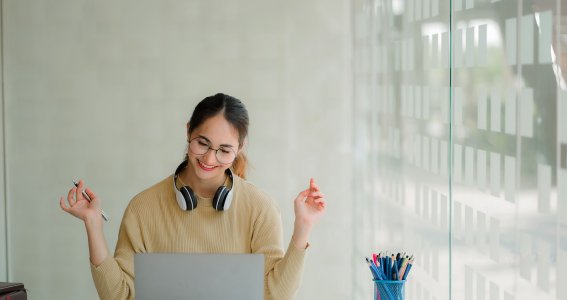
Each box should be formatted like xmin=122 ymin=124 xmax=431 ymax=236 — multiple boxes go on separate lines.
xmin=135 ymin=253 xmax=264 ymax=300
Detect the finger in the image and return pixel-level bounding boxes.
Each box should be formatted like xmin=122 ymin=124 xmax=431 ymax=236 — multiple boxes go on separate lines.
xmin=307 ymin=195 xmax=324 ymax=205
xmin=60 ymin=197 xmax=70 ymax=212
xmin=309 ymin=178 xmax=319 ymax=192
xmin=315 ymin=200 xmax=327 ymax=208
xmin=312 ymin=199 xmax=326 ymax=210
xmin=294 ymin=189 xmax=310 ymax=203
xmin=75 ymin=180 xmax=85 ymax=202
xmin=85 ymin=187 xmax=98 ymax=203
xmin=308 ymin=192 xmax=325 ymax=199
xmin=306 ymin=195 xmax=324 ymax=206
xmin=67 ymin=187 xmax=77 ymax=207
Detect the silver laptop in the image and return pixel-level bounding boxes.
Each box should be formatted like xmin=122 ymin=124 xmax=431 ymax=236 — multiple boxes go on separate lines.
xmin=135 ymin=253 xmax=264 ymax=300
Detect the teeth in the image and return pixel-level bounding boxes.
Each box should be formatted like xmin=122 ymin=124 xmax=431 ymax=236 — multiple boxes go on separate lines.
xmin=199 ymin=161 xmax=216 ymax=169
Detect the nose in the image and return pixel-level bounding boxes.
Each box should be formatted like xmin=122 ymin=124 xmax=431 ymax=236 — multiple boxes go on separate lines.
xmin=202 ymin=148 xmax=218 ymax=165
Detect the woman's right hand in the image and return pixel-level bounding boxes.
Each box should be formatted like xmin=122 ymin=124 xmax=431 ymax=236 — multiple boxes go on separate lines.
xmin=60 ymin=179 xmax=110 ymax=266
xmin=60 ymin=179 xmax=102 ymax=223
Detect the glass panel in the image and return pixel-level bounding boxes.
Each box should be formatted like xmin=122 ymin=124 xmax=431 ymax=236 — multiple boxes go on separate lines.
xmin=353 ymin=0 xmax=451 ymax=299
xmin=451 ymin=1 xmax=565 ymax=299
xmin=355 ymin=0 xmax=566 ymax=299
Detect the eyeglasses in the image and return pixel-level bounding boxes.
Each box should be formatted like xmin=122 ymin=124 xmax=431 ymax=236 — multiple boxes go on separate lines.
xmin=188 ymin=137 xmax=237 ymax=164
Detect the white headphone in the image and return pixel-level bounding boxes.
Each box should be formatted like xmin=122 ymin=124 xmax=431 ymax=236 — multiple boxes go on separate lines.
xmin=173 ymin=160 xmax=234 ymax=211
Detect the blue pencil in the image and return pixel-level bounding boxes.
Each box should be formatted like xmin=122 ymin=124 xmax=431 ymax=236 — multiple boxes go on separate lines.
xmin=390 ymin=254 xmax=395 ymax=280
xmin=392 ymin=260 xmax=398 ymax=281
xmin=382 ymin=256 xmax=390 ymax=278
xmin=366 ymin=258 xmax=381 ymax=280
xmin=402 ymin=261 xmax=413 ymax=280
xmin=375 ymin=259 xmax=387 ymax=280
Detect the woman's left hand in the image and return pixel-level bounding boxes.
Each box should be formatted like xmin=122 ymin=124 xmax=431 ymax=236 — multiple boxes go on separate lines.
xmin=294 ymin=178 xmax=327 ymax=227
xmin=292 ymin=178 xmax=326 ymax=249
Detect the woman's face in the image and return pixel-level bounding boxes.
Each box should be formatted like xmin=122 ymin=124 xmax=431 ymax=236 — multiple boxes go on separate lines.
xmin=186 ymin=113 xmax=240 ymax=183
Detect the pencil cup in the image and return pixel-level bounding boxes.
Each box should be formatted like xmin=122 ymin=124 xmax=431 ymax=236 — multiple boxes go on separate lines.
xmin=373 ymin=280 xmax=405 ymax=300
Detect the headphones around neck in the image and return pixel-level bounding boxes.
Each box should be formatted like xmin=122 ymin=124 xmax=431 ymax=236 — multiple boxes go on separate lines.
xmin=173 ymin=160 xmax=234 ymax=211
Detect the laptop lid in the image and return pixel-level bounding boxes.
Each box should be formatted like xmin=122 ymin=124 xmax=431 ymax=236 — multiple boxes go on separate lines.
xmin=135 ymin=253 xmax=264 ymax=300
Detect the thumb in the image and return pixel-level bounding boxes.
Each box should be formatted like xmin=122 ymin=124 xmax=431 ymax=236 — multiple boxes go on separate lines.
xmin=294 ymin=189 xmax=309 ymax=204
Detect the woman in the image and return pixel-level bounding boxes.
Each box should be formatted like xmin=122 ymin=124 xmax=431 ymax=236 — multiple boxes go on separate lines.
xmin=60 ymin=93 xmax=327 ymax=300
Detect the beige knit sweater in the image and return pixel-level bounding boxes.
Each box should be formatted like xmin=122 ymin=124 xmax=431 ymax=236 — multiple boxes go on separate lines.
xmin=90 ymin=174 xmax=306 ymax=300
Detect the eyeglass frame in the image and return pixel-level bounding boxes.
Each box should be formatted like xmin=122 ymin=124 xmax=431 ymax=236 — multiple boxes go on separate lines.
xmin=187 ymin=136 xmax=238 ymax=164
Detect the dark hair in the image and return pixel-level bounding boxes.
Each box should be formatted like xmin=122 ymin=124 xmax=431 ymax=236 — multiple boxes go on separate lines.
xmin=187 ymin=93 xmax=249 ymax=179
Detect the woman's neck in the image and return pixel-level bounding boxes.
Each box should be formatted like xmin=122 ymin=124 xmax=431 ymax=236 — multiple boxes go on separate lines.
xmin=180 ymin=164 xmax=226 ymax=198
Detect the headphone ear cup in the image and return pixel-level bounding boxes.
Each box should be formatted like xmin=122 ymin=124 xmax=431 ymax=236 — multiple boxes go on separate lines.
xmin=212 ymin=186 xmax=229 ymax=211
xmin=180 ymin=186 xmax=197 ymax=211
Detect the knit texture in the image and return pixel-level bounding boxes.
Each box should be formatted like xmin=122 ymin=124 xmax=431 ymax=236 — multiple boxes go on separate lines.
xmin=90 ymin=174 xmax=306 ymax=300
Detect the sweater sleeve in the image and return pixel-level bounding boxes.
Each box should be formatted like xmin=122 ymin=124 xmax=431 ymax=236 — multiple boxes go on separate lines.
xmin=251 ymin=201 xmax=307 ymax=300
xmin=90 ymin=205 xmax=145 ymax=300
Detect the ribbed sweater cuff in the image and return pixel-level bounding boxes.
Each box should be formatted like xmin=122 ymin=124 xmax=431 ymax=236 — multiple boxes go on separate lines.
xmin=285 ymin=240 xmax=307 ymax=274
xmin=285 ymin=239 xmax=308 ymax=262
xmin=285 ymin=239 xmax=307 ymax=277
xmin=90 ymin=256 xmax=121 ymax=295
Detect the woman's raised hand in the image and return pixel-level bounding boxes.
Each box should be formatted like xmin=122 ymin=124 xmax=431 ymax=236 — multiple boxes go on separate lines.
xmin=60 ymin=179 xmax=109 ymax=265
xmin=59 ymin=179 xmax=102 ymax=223
xmin=294 ymin=178 xmax=327 ymax=227
xmin=291 ymin=178 xmax=327 ymax=249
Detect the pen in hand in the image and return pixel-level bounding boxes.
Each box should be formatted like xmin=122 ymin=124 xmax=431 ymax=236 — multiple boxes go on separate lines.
xmin=73 ymin=180 xmax=109 ymax=222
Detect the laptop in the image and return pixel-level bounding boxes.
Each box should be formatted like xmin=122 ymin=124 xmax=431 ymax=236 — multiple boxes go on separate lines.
xmin=135 ymin=253 xmax=264 ymax=300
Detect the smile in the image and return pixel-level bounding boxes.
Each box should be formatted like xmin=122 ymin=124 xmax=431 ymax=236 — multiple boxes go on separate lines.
xmin=198 ymin=160 xmax=218 ymax=171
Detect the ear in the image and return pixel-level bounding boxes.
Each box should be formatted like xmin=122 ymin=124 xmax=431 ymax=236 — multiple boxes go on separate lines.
xmin=186 ymin=123 xmax=191 ymax=140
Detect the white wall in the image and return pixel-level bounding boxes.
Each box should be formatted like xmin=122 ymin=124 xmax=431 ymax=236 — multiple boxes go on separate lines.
xmin=3 ymin=0 xmax=352 ymax=299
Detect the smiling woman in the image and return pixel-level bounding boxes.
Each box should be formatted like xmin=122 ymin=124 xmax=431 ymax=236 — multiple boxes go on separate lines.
xmin=59 ymin=93 xmax=327 ymax=300
xmin=182 ymin=95 xmax=247 ymax=194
